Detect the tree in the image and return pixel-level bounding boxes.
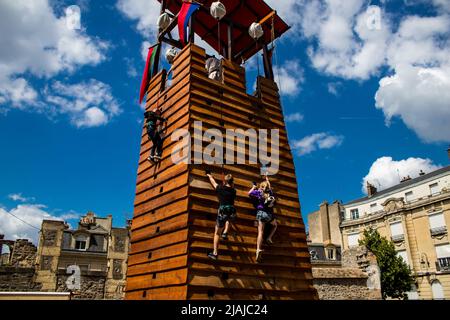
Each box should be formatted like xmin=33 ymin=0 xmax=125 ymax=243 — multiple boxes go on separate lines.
xmin=359 ymin=228 xmax=415 ymax=300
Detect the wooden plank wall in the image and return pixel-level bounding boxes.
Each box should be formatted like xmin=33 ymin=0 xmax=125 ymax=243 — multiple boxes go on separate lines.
xmin=125 ymin=46 xmax=195 ymax=300
xmin=125 ymin=44 xmax=318 ymax=300
xmin=186 ymin=45 xmax=318 ymax=300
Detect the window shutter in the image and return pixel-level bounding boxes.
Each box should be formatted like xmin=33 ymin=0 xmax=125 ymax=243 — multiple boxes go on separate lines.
xmin=347 ymin=233 xmax=359 ymax=247
xmin=397 ymin=250 xmax=409 ymax=266
xmin=435 ymin=244 xmax=450 ymax=258
xmin=62 ymin=232 xmax=72 ymax=249
xmin=390 ymin=222 xmax=404 ymax=236
xmin=430 ymin=183 xmax=439 ymax=195
xmin=429 ymin=213 xmax=446 ymax=229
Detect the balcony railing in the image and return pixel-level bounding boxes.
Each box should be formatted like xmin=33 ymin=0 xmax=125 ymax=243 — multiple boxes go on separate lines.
xmin=391 ymin=234 xmax=405 ymax=242
xmin=436 ymin=257 xmax=450 ymax=272
xmin=430 ymin=226 xmax=448 ymax=237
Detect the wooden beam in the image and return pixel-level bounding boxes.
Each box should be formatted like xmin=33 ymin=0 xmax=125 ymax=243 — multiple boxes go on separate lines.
xmin=158 ymin=13 xmax=180 ymax=42
xmin=162 ymin=37 xmax=183 ymax=50
xmin=189 ymin=14 xmax=195 ymax=44
xmin=262 ymin=44 xmax=274 ymax=80
xmin=259 ymin=10 xmax=276 ymax=26
xmin=227 ymin=23 xmax=233 ymax=60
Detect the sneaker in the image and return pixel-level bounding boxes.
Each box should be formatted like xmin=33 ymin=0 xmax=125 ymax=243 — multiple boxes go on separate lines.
xmin=256 ymin=249 xmax=263 ymax=262
xmin=154 ymin=155 xmax=162 ymax=161
xmin=147 ymin=156 xmax=154 ymax=162
xmin=207 ymin=252 xmax=218 ymax=260
xmin=221 ymin=233 xmax=228 ymax=240
xmin=266 ymin=238 xmax=273 ymax=245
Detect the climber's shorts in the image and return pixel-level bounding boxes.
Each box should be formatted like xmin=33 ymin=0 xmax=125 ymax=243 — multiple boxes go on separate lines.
xmin=256 ymin=210 xmax=274 ymax=223
xmin=216 ymin=205 xmax=236 ymax=228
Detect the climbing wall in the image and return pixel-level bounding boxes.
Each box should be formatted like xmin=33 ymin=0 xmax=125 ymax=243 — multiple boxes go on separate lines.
xmin=125 ymin=44 xmax=318 ymax=300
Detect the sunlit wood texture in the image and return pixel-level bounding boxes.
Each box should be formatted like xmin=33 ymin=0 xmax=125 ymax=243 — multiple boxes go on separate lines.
xmin=125 ymin=44 xmax=318 ymax=300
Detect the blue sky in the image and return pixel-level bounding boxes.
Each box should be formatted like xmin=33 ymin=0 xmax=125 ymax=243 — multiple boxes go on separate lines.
xmin=1 ymin=0 xmax=449 ymax=242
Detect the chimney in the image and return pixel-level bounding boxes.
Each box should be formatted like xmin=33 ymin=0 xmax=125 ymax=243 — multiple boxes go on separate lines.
xmin=401 ymin=175 xmax=412 ymax=183
xmin=366 ymin=181 xmax=377 ymax=197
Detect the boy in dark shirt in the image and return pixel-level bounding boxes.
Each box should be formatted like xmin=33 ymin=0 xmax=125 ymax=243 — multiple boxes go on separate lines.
xmin=144 ymin=107 xmax=167 ymax=162
xmin=206 ymin=170 xmax=237 ymax=260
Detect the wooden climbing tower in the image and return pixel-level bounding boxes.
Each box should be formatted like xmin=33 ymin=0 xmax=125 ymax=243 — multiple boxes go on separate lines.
xmin=125 ymin=0 xmax=318 ymax=300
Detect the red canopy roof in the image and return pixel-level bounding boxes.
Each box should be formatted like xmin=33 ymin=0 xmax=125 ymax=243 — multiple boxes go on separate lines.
xmin=158 ymin=0 xmax=290 ymax=61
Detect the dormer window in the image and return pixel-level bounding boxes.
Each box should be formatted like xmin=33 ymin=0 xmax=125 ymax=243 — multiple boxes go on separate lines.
xmin=405 ymin=191 xmax=414 ymax=202
xmin=370 ymin=203 xmax=378 ymax=213
xmin=430 ymin=183 xmax=439 ymax=195
xmin=351 ymin=209 xmax=359 ymax=220
xmin=75 ymin=235 xmax=88 ymax=251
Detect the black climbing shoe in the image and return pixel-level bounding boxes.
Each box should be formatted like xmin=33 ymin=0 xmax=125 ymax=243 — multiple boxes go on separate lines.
xmin=221 ymin=233 xmax=228 ymax=240
xmin=208 ymin=252 xmax=218 ymax=260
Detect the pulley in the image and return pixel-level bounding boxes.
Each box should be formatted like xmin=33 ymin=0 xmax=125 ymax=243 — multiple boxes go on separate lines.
xmin=210 ymin=1 xmax=226 ymax=20
xmin=165 ymin=47 xmax=178 ymax=64
xmin=157 ymin=13 xmax=171 ymax=30
xmin=249 ymin=22 xmax=264 ymax=39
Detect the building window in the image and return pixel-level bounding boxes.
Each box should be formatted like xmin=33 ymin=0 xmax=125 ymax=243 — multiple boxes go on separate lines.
xmin=435 ymin=244 xmax=450 ymax=272
xmin=405 ymin=191 xmax=414 ymax=202
xmin=390 ymin=221 xmax=405 ymax=242
xmin=431 ymin=281 xmax=445 ymax=300
xmin=347 ymin=233 xmax=359 ymax=248
xmin=62 ymin=232 xmax=72 ymax=250
xmin=350 ymin=209 xmax=359 ymax=220
xmin=396 ymin=250 xmax=410 ymax=267
xmin=41 ymin=256 xmax=53 ymax=270
xmin=75 ymin=235 xmax=87 ymax=251
xmin=430 ymin=183 xmax=439 ymax=195
xmin=113 ymin=259 xmax=123 ymax=280
xmin=429 ymin=212 xmax=447 ymax=236
xmin=43 ymin=230 xmax=57 ymax=246
xmin=370 ymin=203 xmax=378 ymax=213
xmin=327 ymin=248 xmax=335 ymax=260
xmin=310 ymin=250 xmax=319 ymax=260
xmin=407 ymin=284 xmax=419 ymax=300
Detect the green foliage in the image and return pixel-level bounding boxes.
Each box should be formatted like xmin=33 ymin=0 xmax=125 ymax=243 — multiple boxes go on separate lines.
xmin=359 ymin=228 xmax=415 ymax=300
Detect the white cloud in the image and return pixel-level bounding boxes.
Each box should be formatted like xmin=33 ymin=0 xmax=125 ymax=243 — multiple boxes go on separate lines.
xmin=433 ymin=0 xmax=450 ymax=13
xmin=8 ymin=193 xmax=35 ymax=203
xmin=292 ymin=1 xmax=450 ymax=143
xmin=292 ymin=132 xmax=344 ymax=156
xmin=116 ymin=0 xmax=161 ymax=39
xmin=0 ymin=203 xmax=79 ymax=244
xmin=0 ymin=0 xmax=110 ymax=123
xmin=375 ymin=65 xmax=450 ymax=143
xmin=327 ymin=81 xmax=343 ymax=96
xmin=125 ymin=58 xmax=138 ymax=78
xmin=297 ymin=0 xmax=390 ymax=80
xmin=274 ymin=60 xmax=304 ymax=97
xmin=362 ymin=156 xmax=442 ymax=193
xmin=44 ymin=80 xmax=122 ymax=128
xmin=265 ymin=0 xmax=305 ymax=39
xmin=285 ymin=112 xmax=304 ymax=123
xmin=375 ymin=15 xmax=450 ymax=143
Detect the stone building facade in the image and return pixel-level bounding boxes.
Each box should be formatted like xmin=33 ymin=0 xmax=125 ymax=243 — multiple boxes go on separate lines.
xmin=33 ymin=212 xmax=130 ymax=299
xmin=341 ymin=166 xmax=450 ymax=300
xmin=0 ymin=237 xmax=42 ymax=292
xmin=307 ymin=202 xmax=382 ymax=300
